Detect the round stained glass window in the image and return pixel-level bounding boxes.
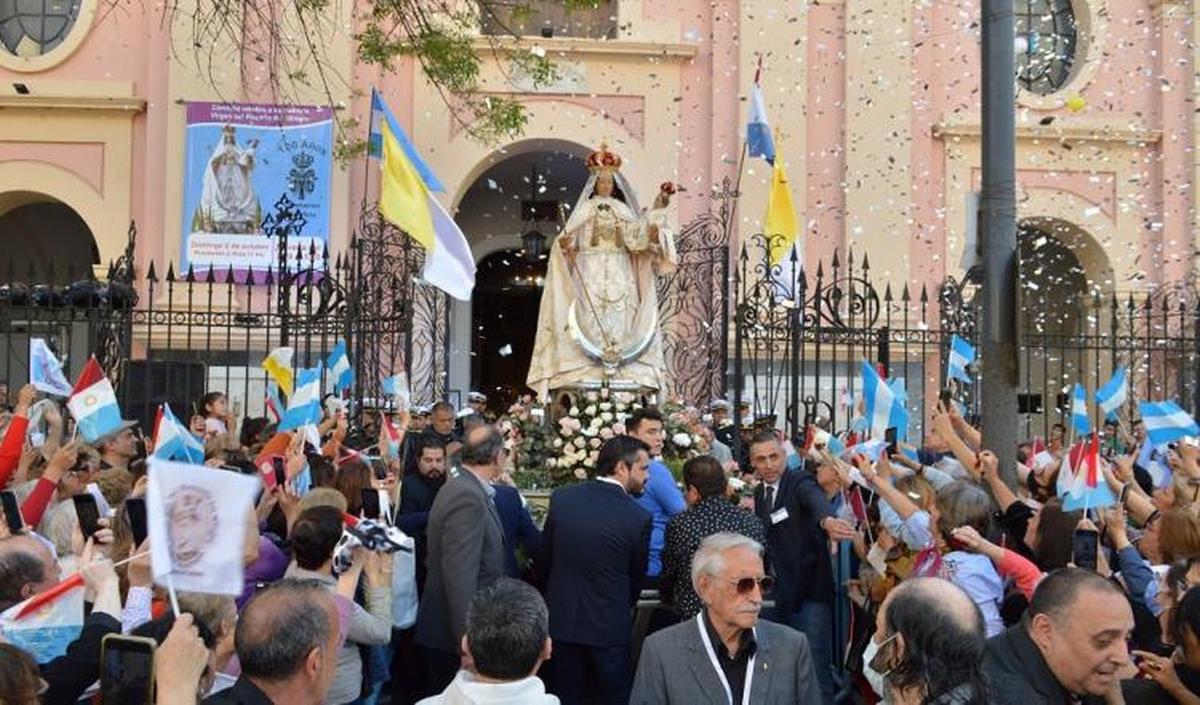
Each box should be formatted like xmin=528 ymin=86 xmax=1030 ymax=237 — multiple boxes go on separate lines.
xmin=1016 ymin=0 xmax=1078 ymax=95
xmin=0 ymin=0 xmax=83 ymax=57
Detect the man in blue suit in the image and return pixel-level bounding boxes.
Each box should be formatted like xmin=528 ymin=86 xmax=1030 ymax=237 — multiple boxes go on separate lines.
xmin=750 ymin=431 xmax=857 ymax=704
xmin=492 ymin=481 xmax=542 ymax=580
xmin=627 ymin=407 xmax=685 ymax=588
xmin=542 ymin=434 xmax=652 ymax=705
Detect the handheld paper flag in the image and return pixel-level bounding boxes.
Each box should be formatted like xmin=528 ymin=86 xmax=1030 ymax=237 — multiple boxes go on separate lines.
xmin=262 ymin=347 xmax=295 ymax=396
xmin=1071 ymin=383 xmax=1091 ymax=436
xmin=0 ymin=579 xmax=84 ymax=663
xmin=327 ymin=340 xmax=354 ymax=394
xmin=1095 ymin=367 xmax=1128 ymax=421
xmin=28 ymin=339 xmax=73 ymax=397
xmin=147 ymin=457 xmax=260 ymax=596
xmin=861 ymin=361 xmax=895 ymax=440
xmin=947 ymin=335 xmax=976 ymax=385
xmin=279 ymin=364 xmax=323 ymax=432
xmin=152 ymin=404 xmax=205 ymax=465
xmin=1138 ymin=401 xmax=1200 ymax=447
xmin=67 ymin=357 xmax=124 ymax=444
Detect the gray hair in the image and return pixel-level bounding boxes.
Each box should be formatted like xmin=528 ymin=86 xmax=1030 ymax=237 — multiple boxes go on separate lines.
xmin=461 ymin=426 xmax=505 ymax=467
xmin=691 ymin=532 xmax=764 ymax=593
xmin=235 ymin=579 xmax=335 ymax=682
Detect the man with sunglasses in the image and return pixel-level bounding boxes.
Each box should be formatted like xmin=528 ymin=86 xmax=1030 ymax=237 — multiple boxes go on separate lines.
xmin=630 ymin=532 xmax=821 ymax=704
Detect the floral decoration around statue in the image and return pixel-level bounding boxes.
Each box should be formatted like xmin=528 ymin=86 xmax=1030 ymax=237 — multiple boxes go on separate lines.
xmin=504 ymin=389 xmax=705 ymax=490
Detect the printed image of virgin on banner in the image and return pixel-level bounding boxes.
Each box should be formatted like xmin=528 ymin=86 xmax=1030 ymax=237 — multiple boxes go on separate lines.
xmin=180 ymin=102 xmax=333 ymax=276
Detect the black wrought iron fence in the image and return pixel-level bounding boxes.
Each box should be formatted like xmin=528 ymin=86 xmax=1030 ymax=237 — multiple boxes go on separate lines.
xmin=733 ymin=232 xmax=1200 ymax=445
xmin=0 ymin=197 xmax=449 ymax=431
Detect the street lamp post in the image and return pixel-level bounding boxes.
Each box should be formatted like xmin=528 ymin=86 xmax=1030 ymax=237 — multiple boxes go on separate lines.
xmin=980 ymin=0 xmax=1020 ymax=487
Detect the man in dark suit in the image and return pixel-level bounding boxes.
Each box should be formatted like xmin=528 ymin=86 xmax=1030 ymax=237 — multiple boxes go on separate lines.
xmin=542 ymin=435 xmax=653 ymax=705
xmin=749 ymin=431 xmax=856 ymax=704
xmin=414 ymin=425 xmax=508 ymax=693
xmin=492 ymin=482 xmax=542 ymax=580
xmin=396 ymin=438 xmax=447 ymax=593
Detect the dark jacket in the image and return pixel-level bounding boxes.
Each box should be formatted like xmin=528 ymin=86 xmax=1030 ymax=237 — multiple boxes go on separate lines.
xmin=396 ymin=469 xmax=444 ymax=592
xmin=493 ymin=483 xmax=542 ymax=579
xmin=542 ymin=479 xmax=652 ymax=647
xmin=982 ymin=625 xmax=1105 ymax=705
xmin=41 ymin=612 xmax=121 ymax=705
xmin=753 ymin=468 xmax=835 ymax=613
xmin=660 ymin=495 xmax=767 ymax=619
xmin=414 ymin=468 xmax=506 ymax=654
xmin=201 ymin=676 xmax=276 ymax=704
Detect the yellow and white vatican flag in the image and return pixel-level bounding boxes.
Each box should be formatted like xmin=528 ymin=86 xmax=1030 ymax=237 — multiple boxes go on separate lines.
xmin=262 ymin=346 xmax=295 ymax=396
xmin=147 ymin=457 xmax=259 ymax=596
xmin=370 ymin=89 xmax=475 ymax=301
xmin=763 ymin=158 xmax=801 ymax=300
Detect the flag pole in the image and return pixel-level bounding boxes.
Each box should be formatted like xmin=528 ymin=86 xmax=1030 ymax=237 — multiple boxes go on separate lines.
xmin=360 ymin=89 xmax=377 ymax=214
xmin=166 ymin=573 xmax=182 ymax=617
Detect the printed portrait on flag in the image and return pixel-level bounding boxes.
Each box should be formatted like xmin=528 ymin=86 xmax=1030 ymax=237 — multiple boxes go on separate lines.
xmin=180 ymin=102 xmax=333 ymax=275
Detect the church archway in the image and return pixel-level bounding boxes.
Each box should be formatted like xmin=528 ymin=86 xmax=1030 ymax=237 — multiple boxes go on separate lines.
xmin=448 ymin=140 xmax=591 ymax=410
xmin=0 ymin=193 xmax=99 ymax=283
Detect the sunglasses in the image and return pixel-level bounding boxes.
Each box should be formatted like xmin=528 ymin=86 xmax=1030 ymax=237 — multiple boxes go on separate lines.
xmin=725 ymin=575 xmax=775 ymax=594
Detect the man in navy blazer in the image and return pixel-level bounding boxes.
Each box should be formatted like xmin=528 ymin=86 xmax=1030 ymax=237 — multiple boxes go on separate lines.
xmin=492 ymin=482 xmax=542 ymax=579
xmin=542 ymin=434 xmax=653 ymax=705
xmin=750 ymin=431 xmax=857 ymax=704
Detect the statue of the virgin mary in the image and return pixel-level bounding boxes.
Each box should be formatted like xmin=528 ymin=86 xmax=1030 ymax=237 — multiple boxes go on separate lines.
xmin=527 ymin=143 xmax=679 ymax=399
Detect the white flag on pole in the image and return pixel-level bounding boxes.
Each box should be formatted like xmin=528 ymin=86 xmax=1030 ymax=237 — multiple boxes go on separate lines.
xmin=147 ymin=457 xmax=259 ymax=596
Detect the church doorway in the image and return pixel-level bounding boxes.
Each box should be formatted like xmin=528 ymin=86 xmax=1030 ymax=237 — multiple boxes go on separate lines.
xmin=470 ymin=250 xmax=547 ymax=410
xmin=0 ymin=194 xmax=99 ymax=283
xmin=453 ymin=139 xmax=590 ymax=412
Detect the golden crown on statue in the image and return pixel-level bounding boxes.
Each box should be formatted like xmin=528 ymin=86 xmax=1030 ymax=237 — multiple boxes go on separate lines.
xmin=586 ymin=142 xmax=623 ymax=174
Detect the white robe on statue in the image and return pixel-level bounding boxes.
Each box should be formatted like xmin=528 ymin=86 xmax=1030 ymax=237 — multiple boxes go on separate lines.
xmin=527 ymin=179 xmax=677 ymax=399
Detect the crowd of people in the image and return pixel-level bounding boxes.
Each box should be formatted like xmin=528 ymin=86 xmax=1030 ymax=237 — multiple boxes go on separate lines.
xmin=1 ymin=378 xmax=1200 ymax=705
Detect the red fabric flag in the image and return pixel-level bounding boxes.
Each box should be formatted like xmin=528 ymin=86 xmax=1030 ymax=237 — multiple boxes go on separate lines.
xmin=848 ymin=486 xmax=869 ymax=526
xmin=800 ymin=424 xmax=816 ymax=456
xmin=150 ymin=404 xmax=165 ymax=448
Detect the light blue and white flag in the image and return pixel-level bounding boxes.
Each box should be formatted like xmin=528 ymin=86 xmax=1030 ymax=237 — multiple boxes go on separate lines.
xmin=1139 ymin=400 xmax=1200 ymax=447
xmin=326 ymin=341 xmax=354 ymax=394
xmin=1096 ymin=367 xmax=1129 ymax=421
xmin=1071 ymin=383 xmax=1091 ymax=436
xmin=746 ymin=83 xmax=776 ymax=164
xmin=947 ymin=335 xmax=976 ymax=385
xmin=67 ymin=357 xmax=125 ymax=444
xmin=861 ymin=361 xmax=895 ymax=440
xmin=382 ymin=372 xmax=410 ymax=411
xmin=153 ymin=404 xmax=204 ymax=465
xmin=279 ymin=364 xmax=323 ymax=432
xmin=28 ymin=339 xmax=73 ymax=397
xmin=887 ymin=377 xmax=909 ymax=443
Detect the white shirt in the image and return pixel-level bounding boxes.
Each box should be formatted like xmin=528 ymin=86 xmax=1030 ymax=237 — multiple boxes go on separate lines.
xmin=596 ymin=476 xmax=627 ymax=494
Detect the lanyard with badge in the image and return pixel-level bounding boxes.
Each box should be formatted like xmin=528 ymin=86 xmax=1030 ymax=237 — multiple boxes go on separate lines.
xmin=695 ymin=613 xmax=756 ymax=705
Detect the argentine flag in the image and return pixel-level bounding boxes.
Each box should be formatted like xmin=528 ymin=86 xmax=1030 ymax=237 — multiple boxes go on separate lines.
xmin=747 ymin=83 xmax=776 ymax=164
xmin=1095 ymin=367 xmax=1128 ymax=421
xmin=1139 ymin=401 xmax=1200 ymax=447
xmin=152 ymin=404 xmax=204 ymax=464
xmin=1071 ymin=383 xmax=1091 ymax=436
xmin=327 ymin=341 xmax=354 ymax=394
xmin=861 ymin=361 xmax=895 ymax=440
xmin=279 ymin=364 xmax=323 ymax=432
xmin=67 ymin=357 xmax=124 ymax=444
xmin=947 ymin=335 xmax=976 ymax=385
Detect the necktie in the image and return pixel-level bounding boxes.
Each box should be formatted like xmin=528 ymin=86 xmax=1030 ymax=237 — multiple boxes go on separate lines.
xmin=764 ymin=485 xmax=775 ymax=512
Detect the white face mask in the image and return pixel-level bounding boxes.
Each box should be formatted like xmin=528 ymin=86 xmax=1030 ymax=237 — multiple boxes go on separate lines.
xmin=862 ymin=632 xmax=898 ymax=699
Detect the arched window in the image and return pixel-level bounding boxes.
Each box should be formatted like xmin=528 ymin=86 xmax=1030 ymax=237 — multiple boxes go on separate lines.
xmin=1016 ymin=0 xmax=1078 ymax=95
xmin=0 ymin=0 xmax=83 ymax=57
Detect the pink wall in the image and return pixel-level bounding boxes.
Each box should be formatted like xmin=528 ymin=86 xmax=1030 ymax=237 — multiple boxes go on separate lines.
xmin=805 ymin=1 xmax=846 ymax=271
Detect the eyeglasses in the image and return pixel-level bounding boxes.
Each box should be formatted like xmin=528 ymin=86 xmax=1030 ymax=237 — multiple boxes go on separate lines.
xmin=725 ymin=575 xmax=775 ymax=594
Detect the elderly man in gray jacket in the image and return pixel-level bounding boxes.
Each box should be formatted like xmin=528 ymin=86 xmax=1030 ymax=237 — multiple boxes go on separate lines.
xmin=630 ymin=532 xmax=822 ymax=705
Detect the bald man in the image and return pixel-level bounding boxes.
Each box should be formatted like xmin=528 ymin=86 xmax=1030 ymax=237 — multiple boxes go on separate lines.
xmin=415 ymin=425 xmax=508 ymax=693
xmin=0 ymin=534 xmax=60 ymax=612
xmin=865 ymin=577 xmax=988 ymax=704
xmin=203 ymin=579 xmax=340 ymax=705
